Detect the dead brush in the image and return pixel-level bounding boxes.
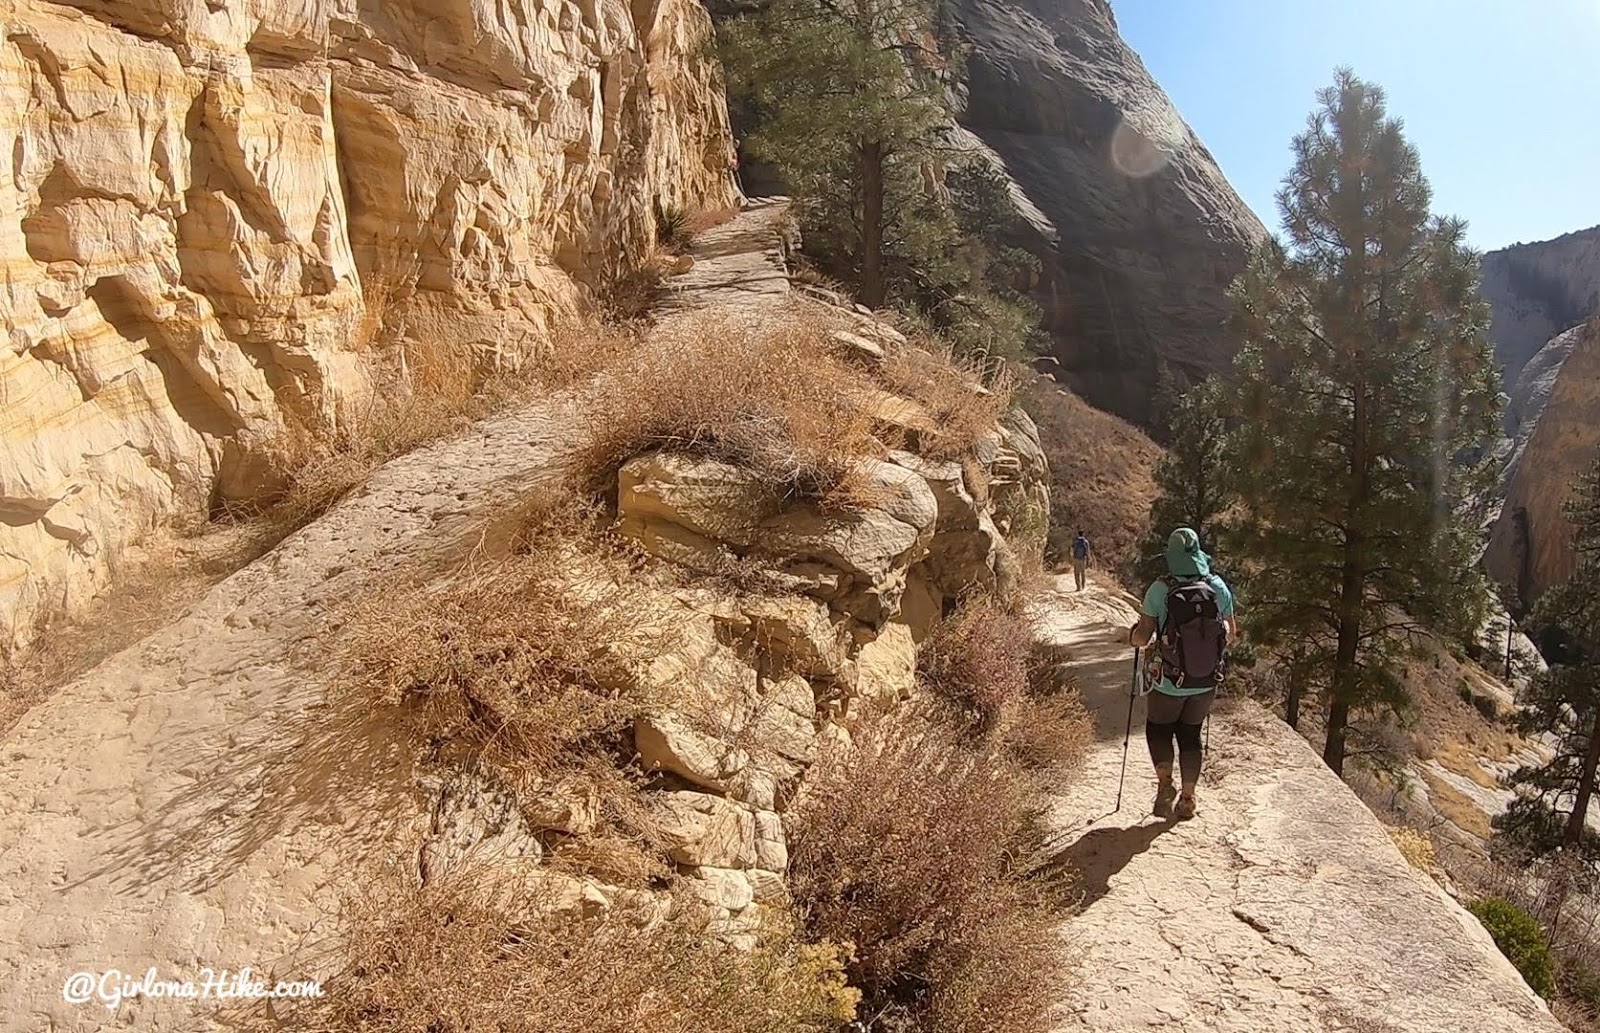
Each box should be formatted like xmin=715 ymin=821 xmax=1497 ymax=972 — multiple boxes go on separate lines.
xmin=876 ymin=337 xmax=1016 ymax=461
xmin=919 ymin=596 xmax=1036 ymax=731
xmin=341 ymin=512 xmax=673 ymax=790
xmin=571 ymin=307 xmax=886 ymax=507
xmin=919 ymin=595 xmax=1092 ymax=782
xmin=268 ymin=868 xmax=859 ymax=1033
xmin=787 ymin=705 xmax=1068 ymax=1033
xmin=260 ymin=315 xmax=634 ymax=532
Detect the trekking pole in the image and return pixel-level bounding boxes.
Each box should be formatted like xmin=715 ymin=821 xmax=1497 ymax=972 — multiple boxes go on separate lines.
xmin=1115 ymin=646 xmax=1140 ymax=812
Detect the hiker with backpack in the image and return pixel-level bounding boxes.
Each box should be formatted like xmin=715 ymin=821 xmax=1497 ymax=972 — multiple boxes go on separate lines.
xmin=1071 ymin=531 xmax=1092 ymax=591
xmin=1128 ymin=527 xmax=1236 ymax=820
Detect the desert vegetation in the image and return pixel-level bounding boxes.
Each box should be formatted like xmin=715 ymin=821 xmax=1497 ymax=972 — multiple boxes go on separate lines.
xmin=572 ymin=303 xmax=1012 ymax=507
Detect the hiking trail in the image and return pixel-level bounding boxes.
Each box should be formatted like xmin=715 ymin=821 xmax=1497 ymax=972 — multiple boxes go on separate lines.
xmin=0 ymin=201 xmax=793 ymax=1032
xmin=1031 ymin=572 xmax=1563 ymax=1033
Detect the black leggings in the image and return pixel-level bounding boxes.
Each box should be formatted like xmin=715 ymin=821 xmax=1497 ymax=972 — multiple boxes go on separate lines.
xmin=1145 ymin=689 xmax=1215 ymax=786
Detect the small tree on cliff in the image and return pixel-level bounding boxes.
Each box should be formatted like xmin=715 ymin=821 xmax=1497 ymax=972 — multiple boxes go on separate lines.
xmin=1138 ymin=377 xmax=1233 ymax=583
xmin=718 ymin=0 xmax=947 ymax=309
xmin=1225 ymin=70 xmax=1502 ymax=776
xmin=1496 ymin=455 xmax=1600 ymax=863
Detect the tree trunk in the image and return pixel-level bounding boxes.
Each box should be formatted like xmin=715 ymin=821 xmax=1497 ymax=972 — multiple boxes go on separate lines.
xmin=859 ymin=141 xmax=885 ymax=309
xmin=1323 ymin=695 xmax=1351 ymax=776
xmin=1504 ymin=617 xmax=1515 ymax=682
xmin=1285 ymin=678 xmax=1302 ymax=730
xmin=1563 ymin=706 xmax=1600 ymax=846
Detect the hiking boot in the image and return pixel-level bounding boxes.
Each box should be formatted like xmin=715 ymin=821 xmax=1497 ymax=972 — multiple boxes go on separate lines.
xmin=1153 ymin=782 xmax=1177 ymax=819
xmin=1174 ymin=793 xmax=1197 ymax=821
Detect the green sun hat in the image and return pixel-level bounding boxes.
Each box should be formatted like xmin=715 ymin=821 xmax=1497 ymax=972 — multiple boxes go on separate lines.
xmin=1165 ymin=527 xmax=1211 ymax=578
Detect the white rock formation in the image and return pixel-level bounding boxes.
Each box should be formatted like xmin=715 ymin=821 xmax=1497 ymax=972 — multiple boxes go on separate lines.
xmin=0 ymin=0 xmax=740 ymax=650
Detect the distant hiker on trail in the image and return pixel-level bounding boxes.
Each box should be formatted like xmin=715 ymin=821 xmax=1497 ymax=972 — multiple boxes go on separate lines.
xmin=1071 ymin=531 xmax=1091 ymax=591
xmin=1128 ymin=527 xmax=1235 ymax=821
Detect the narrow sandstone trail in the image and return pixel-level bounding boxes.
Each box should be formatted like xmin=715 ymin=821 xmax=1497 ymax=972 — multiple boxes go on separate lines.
xmin=0 ymin=202 xmax=792 ymax=1032
xmin=1032 ymin=573 xmax=1564 ymax=1033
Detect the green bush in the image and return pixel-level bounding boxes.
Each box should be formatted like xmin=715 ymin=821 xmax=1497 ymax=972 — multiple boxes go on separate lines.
xmin=1467 ymin=896 xmax=1556 ymax=999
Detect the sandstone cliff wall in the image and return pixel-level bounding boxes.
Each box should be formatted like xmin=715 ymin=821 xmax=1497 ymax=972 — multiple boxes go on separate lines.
xmin=949 ymin=0 xmax=1265 ymax=425
xmin=0 ymin=0 xmax=738 ymax=650
xmin=1485 ymin=319 xmax=1600 ymax=602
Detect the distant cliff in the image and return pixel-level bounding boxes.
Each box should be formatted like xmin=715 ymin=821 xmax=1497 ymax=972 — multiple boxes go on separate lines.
xmin=1485 ymin=318 xmax=1600 ymax=602
xmin=947 ymin=0 xmax=1265 ymax=425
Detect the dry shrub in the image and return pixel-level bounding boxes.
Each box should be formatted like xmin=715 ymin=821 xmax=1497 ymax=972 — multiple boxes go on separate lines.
xmin=917 ymin=596 xmax=1091 ymax=786
xmin=1022 ymin=377 xmax=1161 ymax=572
xmin=572 ymin=307 xmax=884 ymax=505
xmin=1000 ymin=691 xmax=1092 ymax=783
xmin=878 ymin=339 xmax=1014 ymax=462
xmin=278 ymin=871 xmax=858 ymax=1033
xmin=919 ymin=597 xmax=1034 ymax=730
xmin=264 ymin=317 xmax=634 ymax=531
xmin=788 ymin=708 xmax=1067 ymax=1033
xmin=342 ymin=513 xmax=669 ymax=787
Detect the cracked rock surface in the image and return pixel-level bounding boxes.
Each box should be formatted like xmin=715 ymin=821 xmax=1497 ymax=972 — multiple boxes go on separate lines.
xmin=1032 ymin=574 xmax=1564 ymax=1033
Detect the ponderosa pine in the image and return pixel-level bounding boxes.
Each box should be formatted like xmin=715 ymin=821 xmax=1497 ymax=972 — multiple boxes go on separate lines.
xmin=1225 ymin=70 xmax=1501 ymax=776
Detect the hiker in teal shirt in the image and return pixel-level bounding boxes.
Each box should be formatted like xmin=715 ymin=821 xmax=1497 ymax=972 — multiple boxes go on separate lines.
xmin=1129 ymin=527 xmax=1236 ymax=820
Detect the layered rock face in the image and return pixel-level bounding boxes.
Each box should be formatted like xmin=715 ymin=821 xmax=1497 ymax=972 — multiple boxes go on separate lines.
xmin=948 ymin=0 xmax=1265 ymax=424
xmin=0 ymin=0 xmax=738 ymax=649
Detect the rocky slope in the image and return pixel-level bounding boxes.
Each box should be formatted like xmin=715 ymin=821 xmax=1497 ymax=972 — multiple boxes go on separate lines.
xmin=0 ymin=200 xmax=1056 ymax=1029
xmin=0 ymin=0 xmax=739 ymax=651
xmin=948 ymin=0 xmax=1265 ymax=424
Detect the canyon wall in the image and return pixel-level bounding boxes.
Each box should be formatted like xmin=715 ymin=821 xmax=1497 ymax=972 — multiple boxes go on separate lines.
xmin=1479 ymin=226 xmax=1600 ymax=601
xmin=1485 ymin=319 xmax=1600 ymax=602
xmin=949 ymin=0 xmax=1265 ymax=425
xmin=0 ymin=0 xmax=739 ymax=649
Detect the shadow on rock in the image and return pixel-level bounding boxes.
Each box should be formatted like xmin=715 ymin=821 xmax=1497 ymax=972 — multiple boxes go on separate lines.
xmin=1053 ymin=820 xmax=1175 ymax=909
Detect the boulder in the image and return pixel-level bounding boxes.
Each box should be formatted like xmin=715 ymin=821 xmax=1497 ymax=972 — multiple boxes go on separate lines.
xmin=761 ymin=458 xmax=937 ymax=585
xmin=636 ymin=711 xmax=746 ymax=793
xmin=742 ymin=595 xmax=851 ymax=682
xmin=524 ymin=780 xmax=601 ymax=836
xmin=652 ymin=792 xmax=787 ymax=875
xmin=618 ymin=453 xmax=782 ymax=557
xmin=685 ymin=866 xmax=756 ymax=912
xmin=852 ymin=621 xmax=918 ymax=708
xmin=827 ymin=329 xmax=887 ymax=364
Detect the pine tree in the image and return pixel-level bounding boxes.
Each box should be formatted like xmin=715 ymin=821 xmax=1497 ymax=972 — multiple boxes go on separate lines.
xmin=1224 ymin=71 xmax=1502 ymax=776
xmin=1138 ymin=377 xmax=1232 ymax=583
xmin=1497 ymin=455 xmax=1600 ymax=861
xmin=718 ymin=0 xmax=1039 ymax=359
xmin=717 ymin=0 xmax=949 ymax=309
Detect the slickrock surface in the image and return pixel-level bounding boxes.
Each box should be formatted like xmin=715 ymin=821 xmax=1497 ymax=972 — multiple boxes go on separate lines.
xmin=0 ymin=0 xmax=739 ymax=650
xmin=1033 ymin=574 xmax=1564 ymax=1033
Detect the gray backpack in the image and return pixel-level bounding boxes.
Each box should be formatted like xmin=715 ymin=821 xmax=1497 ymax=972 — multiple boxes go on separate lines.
xmin=1159 ymin=576 xmax=1228 ymax=690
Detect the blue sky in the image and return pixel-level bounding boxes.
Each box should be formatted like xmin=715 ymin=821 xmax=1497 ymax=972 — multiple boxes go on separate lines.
xmin=1113 ymin=1 xmax=1600 ymax=251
